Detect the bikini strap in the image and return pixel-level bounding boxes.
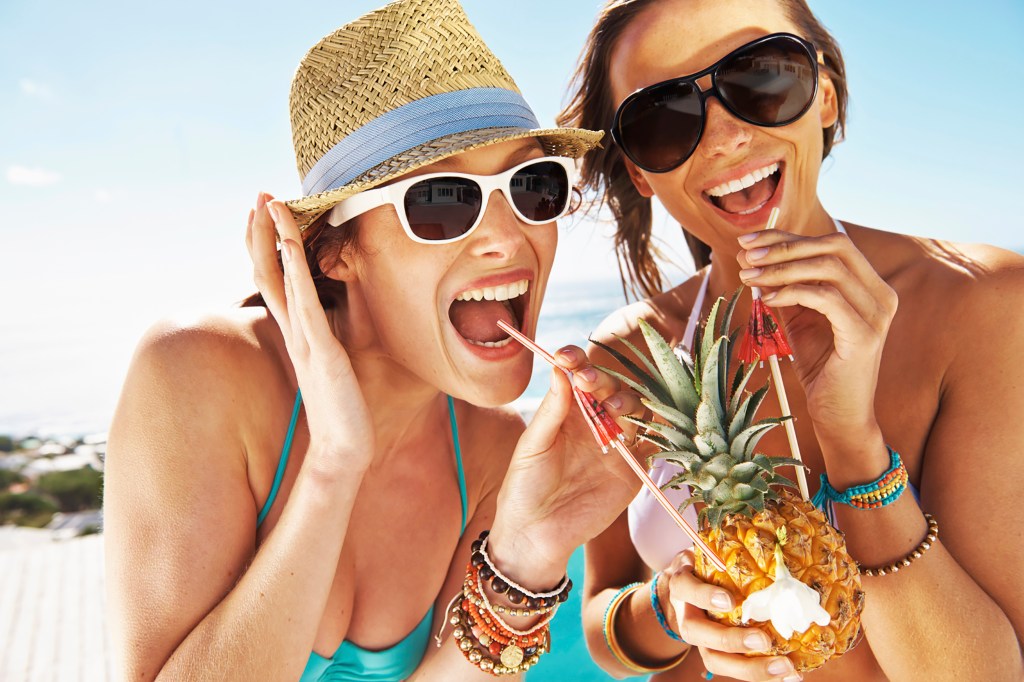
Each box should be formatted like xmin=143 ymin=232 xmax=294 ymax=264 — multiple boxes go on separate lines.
xmin=256 ymin=390 xmax=303 ymax=527
xmin=680 ymin=266 xmax=713 ymax=355
xmin=447 ymin=395 xmax=468 ymax=534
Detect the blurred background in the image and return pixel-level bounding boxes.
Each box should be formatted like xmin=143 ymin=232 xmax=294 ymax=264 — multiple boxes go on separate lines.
xmin=1 ymin=0 xmax=1021 ymax=680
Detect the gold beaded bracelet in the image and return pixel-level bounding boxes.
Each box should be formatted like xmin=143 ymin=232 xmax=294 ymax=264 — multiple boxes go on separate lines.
xmin=859 ymin=513 xmax=939 ymax=577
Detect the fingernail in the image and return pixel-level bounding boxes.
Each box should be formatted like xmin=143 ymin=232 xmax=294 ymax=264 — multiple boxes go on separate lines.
xmin=556 ymin=347 xmax=577 ymax=363
xmin=256 ymin=192 xmax=266 ymax=209
xmin=762 ymin=291 xmax=777 ymax=302
xmin=737 ymin=232 xmax=759 ymax=244
xmin=710 ymin=592 xmax=732 ymax=610
xmin=783 ymin=675 xmax=802 ymax=682
xmin=744 ymin=632 xmax=771 ymax=651
xmin=266 ymin=201 xmax=279 ymax=222
xmin=604 ymin=395 xmax=623 ymax=410
xmin=577 ymin=368 xmax=597 ymax=383
xmin=767 ymin=659 xmax=793 ymax=675
xmin=739 ymin=267 xmax=762 ymax=281
xmin=280 ymin=239 xmax=292 ymax=263
xmin=746 ymin=247 xmax=770 ymax=261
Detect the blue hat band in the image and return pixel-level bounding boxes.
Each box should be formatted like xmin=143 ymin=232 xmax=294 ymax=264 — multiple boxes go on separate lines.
xmin=301 ymin=87 xmax=542 ymax=196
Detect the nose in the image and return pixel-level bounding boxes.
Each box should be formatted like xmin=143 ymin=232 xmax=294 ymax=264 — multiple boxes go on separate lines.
xmin=465 ymin=189 xmax=528 ymax=259
xmin=697 ymin=97 xmax=753 ymax=160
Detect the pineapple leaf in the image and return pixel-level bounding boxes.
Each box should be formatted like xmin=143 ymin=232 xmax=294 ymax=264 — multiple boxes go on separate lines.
xmin=637 ymin=319 xmax=700 ymax=414
xmin=700 ymin=298 xmax=723 ymax=373
xmin=717 ymin=333 xmax=729 ymax=418
xmin=704 ymin=453 xmax=734 ymax=481
xmin=694 ymin=431 xmax=728 ymax=458
xmin=589 ymin=336 xmax=672 ymax=404
xmin=748 ymin=476 xmax=770 ymax=493
xmin=695 ymin=337 xmax=726 ymax=433
xmin=637 ymin=432 xmax=675 ymax=452
xmin=641 ymin=399 xmax=697 ymax=436
xmin=635 ymin=420 xmax=693 ymax=450
xmin=720 ymin=287 xmax=743 ymax=338
xmin=664 ymin=471 xmax=697 ymax=490
xmin=728 ymin=363 xmax=759 ymax=418
xmin=728 ymin=384 xmax=770 ymax=440
xmin=692 ymin=323 xmax=704 ymax=393
xmin=651 ymin=449 xmax=702 ymax=469
xmin=729 ymin=461 xmax=760 ymax=483
xmin=732 ymin=483 xmax=759 ymax=501
xmin=730 ymin=419 xmax=785 ymax=459
xmin=769 ymin=472 xmax=798 ymax=489
xmin=767 ymin=456 xmax=806 ymax=469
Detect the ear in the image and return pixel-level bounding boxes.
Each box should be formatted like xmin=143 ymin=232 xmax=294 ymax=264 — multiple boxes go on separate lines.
xmin=817 ymin=69 xmax=839 ymax=130
xmin=319 ymin=245 xmax=358 ymax=283
xmin=623 ymin=158 xmax=655 ymax=198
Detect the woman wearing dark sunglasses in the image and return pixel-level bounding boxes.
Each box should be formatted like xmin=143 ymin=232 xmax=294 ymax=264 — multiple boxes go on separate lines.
xmin=102 ymin=1 xmax=643 ymax=680
xmin=559 ymin=0 xmax=1024 ymax=680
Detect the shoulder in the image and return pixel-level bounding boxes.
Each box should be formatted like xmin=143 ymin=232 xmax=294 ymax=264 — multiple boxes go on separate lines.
xmin=126 ymin=306 xmax=287 ymax=402
xmin=590 ymin=269 xmax=709 ymax=364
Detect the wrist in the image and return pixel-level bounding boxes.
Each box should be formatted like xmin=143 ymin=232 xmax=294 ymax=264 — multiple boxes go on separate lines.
xmin=485 ymin=526 xmax=568 ymax=593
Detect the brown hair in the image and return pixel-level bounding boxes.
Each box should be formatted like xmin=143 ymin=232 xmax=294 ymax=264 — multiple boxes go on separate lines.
xmin=558 ymin=0 xmax=848 ymax=299
xmin=242 ymin=215 xmax=358 ymax=310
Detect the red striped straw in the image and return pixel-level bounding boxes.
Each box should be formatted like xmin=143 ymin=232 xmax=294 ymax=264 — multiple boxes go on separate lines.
xmin=496 ymin=320 xmax=727 ymax=572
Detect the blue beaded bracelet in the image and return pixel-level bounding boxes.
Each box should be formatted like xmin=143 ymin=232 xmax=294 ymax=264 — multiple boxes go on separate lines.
xmin=650 ymin=572 xmax=685 ymax=642
xmin=812 ymin=446 xmax=908 ymax=526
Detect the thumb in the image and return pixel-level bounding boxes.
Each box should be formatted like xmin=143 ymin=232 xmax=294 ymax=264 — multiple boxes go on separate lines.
xmin=516 ymin=367 xmax=573 ymax=456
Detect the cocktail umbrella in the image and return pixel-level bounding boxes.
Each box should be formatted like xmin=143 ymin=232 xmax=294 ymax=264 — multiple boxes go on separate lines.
xmin=740 ymin=208 xmax=809 ymax=500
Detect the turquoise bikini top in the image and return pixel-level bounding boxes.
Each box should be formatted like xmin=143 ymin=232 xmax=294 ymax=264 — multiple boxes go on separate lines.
xmin=256 ymin=392 xmax=468 ymax=681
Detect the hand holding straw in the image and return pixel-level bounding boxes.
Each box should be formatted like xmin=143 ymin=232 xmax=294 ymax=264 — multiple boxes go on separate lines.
xmin=496 ymin=320 xmax=727 ymax=572
xmin=743 ymin=207 xmax=810 ymax=500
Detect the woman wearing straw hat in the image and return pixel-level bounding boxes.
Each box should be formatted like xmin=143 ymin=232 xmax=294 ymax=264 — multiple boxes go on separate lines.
xmin=556 ymin=0 xmax=1024 ymax=680
xmin=103 ymin=1 xmax=643 ymax=680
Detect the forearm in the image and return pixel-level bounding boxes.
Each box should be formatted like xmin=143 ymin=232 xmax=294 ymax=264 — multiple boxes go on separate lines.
xmin=837 ymin=500 xmax=1023 ymax=680
xmin=156 ymin=454 xmax=362 ymax=681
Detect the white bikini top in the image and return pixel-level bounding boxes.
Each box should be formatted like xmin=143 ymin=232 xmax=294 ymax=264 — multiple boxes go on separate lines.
xmin=627 ymin=218 xmax=847 ymax=571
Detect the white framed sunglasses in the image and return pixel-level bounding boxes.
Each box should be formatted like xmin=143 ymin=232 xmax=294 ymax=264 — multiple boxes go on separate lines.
xmin=326 ymin=156 xmax=576 ymax=244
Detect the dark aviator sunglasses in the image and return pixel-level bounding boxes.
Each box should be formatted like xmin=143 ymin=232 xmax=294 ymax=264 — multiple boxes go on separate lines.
xmin=611 ymin=33 xmax=820 ymax=173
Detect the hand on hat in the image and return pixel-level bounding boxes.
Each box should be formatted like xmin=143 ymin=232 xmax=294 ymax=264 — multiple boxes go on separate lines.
xmin=247 ymin=194 xmax=375 ymax=474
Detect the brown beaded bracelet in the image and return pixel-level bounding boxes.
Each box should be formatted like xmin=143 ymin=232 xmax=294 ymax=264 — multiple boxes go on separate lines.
xmin=470 ymin=530 xmax=572 ymax=608
xmin=859 ymin=513 xmax=939 ymax=577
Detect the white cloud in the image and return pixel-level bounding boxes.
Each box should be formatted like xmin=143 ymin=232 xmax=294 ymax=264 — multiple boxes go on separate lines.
xmin=94 ymin=189 xmax=112 ymax=203
xmin=19 ymin=78 xmax=53 ymax=99
xmin=6 ymin=165 xmax=62 ymax=186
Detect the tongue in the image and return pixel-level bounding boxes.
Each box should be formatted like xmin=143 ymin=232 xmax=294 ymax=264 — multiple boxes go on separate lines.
xmin=449 ymin=299 xmax=517 ymax=343
xmin=717 ymin=173 xmax=778 ymax=214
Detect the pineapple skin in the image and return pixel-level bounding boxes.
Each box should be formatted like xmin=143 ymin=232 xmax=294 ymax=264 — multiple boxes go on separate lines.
xmin=693 ymin=490 xmax=865 ymax=672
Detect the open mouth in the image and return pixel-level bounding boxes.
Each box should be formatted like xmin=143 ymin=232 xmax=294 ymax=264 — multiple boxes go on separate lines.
xmin=448 ymin=278 xmax=529 ymax=348
xmin=705 ymin=162 xmax=782 ymax=215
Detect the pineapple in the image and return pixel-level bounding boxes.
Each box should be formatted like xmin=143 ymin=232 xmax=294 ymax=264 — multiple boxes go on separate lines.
xmin=593 ymin=292 xmax=864 ymax=672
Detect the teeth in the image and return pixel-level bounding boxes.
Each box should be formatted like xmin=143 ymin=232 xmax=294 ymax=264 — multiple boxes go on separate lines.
xmin=456 ymin=278 xmax=529 ymax=302
xmin=465 ymin=337 xmax=514 ymax=348
xmin=707 ymin=163 xmax=779 ymax=198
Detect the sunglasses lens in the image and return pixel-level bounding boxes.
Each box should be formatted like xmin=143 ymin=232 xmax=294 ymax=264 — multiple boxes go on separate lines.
xmin=617 ymin=80 xmax=702 ymax=173
xmin=718 ymin=38 xmax=817 ymax=126
xmin=510 ymin=161 xmax=570 ymax=222
xmin=404 ymin=178 xmax=482 ymax=241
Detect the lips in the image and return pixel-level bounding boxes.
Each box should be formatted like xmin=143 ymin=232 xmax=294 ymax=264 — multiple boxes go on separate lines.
xmin=448 ymin=278 xmax=529 ymax=347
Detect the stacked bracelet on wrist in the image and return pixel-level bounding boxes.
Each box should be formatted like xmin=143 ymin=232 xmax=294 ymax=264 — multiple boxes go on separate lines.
xmin=812 ymin=445 xmax=908 ymax=525
xmin=445 ymin=530 xmax=571 ymax=676
xmin=650 ymin=572 xmax=685 ymax=642
xmin=603 ymin=582 xmax=691 ymax=674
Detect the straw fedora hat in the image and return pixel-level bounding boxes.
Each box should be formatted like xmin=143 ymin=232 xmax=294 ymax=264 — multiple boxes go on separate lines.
xmin=283 ymin=0 xmax=604 ymax=230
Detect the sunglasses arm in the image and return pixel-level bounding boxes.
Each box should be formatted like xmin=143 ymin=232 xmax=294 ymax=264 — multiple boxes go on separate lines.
xmin=326 ymin=187 xmax=389 ymax=227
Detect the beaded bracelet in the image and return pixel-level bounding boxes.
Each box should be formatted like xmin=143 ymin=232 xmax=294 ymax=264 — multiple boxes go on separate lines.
xmin=812 ymin=446 xmax=908 ymax=525
xmin=603 ymin=582 xmax=692 ymax=674
xmin=859 ymin=513 xmax=939 ymax=577
xmin=650 ymin=572 xmax=685 ymax=642
xmin=451 ymin=602 xmax=548 ymax=675
xmin=472 ymin=531 xmax=572 ymax=608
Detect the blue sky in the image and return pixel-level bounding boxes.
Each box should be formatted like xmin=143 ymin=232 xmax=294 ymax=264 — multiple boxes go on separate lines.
xmin=1 ymin=0 xmax=1021 ymax=435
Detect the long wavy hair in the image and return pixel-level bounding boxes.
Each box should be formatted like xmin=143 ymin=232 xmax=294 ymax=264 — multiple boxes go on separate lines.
xmin=557 ymin=0 xmax=848 ymax=300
